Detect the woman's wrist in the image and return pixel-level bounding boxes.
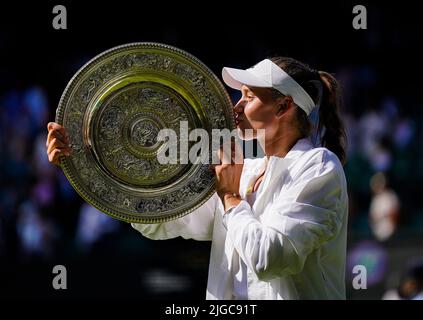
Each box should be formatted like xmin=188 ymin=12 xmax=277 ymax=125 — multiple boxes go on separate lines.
xmin=223 ymin=192 xmax=242 ymax=212
xmin=223 ymin=192 xmax=240 ymax=199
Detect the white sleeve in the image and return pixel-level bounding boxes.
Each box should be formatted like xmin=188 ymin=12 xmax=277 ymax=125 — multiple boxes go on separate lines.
xmin=131 ymin=192 xmax=220 ymax=241
xmin=223 ymin=150 xmax=345 ymax=280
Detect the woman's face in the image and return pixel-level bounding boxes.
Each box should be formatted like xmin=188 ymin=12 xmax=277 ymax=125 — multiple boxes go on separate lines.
xmin=234 ymin=85 xmax=281 ymax=140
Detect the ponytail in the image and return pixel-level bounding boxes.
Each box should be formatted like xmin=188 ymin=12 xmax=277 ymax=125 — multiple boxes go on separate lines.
xmin=269 ymin=56 xmax=348 ymax=166
xmin=318 ymin=71 xmax=348 ymax=166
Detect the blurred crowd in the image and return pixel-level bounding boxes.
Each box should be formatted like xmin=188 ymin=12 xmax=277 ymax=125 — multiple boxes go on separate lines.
xmin=0 ymin=86 xmax=121 ymax=260
xmin=1 ymin=60 xmax=423 ymax=299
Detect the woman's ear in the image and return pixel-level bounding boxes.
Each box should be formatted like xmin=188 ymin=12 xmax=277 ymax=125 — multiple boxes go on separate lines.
xmin=276 ymin=103 xmax=287 ymax=116
xmin=276 ymin=96 xmax=292 ymax=116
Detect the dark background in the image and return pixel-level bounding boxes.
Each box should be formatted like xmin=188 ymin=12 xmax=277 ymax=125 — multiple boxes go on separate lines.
xmin=1 ymin=1 xmax=423 ymax=301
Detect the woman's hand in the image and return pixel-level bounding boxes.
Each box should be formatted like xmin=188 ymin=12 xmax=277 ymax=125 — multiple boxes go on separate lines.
xmin=46 ymin=122 xmax=72 ymax=166
xmin=212 ymin=140 xmax=244 ymax=209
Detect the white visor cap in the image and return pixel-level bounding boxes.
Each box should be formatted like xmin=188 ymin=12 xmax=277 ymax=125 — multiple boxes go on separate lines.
xmin=222 ymin=59 xmax=316 ymax=115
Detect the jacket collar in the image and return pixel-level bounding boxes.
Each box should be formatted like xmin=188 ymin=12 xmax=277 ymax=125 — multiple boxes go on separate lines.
xmin=243 ymin=137 xmax=314 ymax=173
xmin=266 ymin=137 xmax=314 ymax=183
xmin=245 ymin=137 xmax=314 ymax=211
xmin=240 ymin=137 xmax=314 ymax=198
xmin=271 ymin=136 xmax=314 ymax=160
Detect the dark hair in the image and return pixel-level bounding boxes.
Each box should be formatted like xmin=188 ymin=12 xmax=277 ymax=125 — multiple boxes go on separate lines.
xmin=269 ymin=57 xmax=348 ymax=166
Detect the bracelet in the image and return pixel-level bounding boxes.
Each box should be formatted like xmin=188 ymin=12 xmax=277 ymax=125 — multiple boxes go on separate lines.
xmin=224 ymin=192 xmax=241 ymax=199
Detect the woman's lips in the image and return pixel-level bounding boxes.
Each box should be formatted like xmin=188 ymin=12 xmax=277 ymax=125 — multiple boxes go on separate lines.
xmin=235 ymin=116 xmax=243 ymax=125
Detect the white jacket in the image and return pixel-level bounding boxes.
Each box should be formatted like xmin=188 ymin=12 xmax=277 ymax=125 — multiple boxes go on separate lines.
xmin=132 ymin=137 xmax=348 ymax=300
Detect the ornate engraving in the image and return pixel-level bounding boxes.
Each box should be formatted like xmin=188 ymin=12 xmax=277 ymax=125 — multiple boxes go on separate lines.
xmin=56 ymin=43 xmax=234 ymax=223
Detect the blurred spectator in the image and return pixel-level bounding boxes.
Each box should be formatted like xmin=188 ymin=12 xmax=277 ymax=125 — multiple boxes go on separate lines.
xmin=369 ymin=136 xmax=393 ymax=173
xmin=32 ymin=132 xmax=56 ymax=179
xmin=22 ymin=87 xmax=48 ymax=132
xmin=75 ymin=203 xmax=120 ymax=252
xmin=369 ymin=172 xmax=400 ymax=242
xmin=358 ymin=109 xmax=391 ymax=168
xmin=398 ymin=262 xmax=423 ymax=300
xmin=383 ymin=260 xmax=423 ymax=300
xmin=16 ymin=200 xmax=58 ymax=259
xmin=393 ymin=115 xmax=415 ymax=150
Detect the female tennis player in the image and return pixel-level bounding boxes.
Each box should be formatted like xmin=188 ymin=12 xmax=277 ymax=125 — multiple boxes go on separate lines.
xmin=47 ymin=56 xmax=348 ymax=300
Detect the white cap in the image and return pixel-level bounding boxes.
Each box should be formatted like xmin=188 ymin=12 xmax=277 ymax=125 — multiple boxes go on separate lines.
xmin=222 ymin=59 xmax=316 ymax=115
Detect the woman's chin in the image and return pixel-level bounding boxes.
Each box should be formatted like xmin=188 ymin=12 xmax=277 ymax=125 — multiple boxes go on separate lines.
xmin=237 ymin=127 xmax=256 ymax=141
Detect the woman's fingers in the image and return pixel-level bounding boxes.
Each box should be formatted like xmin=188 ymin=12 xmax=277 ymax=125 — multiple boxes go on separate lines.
xmin=47 ymin=121 xmax=65 ymax=132
xmin=48 ymin=149 xmax=65 ymax=165
xmin=46 ymin=122 xmax=68 ymax=147
xmin=232 ymin=141 xmax=243 ymax=164
xmin=48 ymin=146 xmax=72 ymax=165
xmin=47 ymin=137 xmax=71 ymax=166
xmin=46 ymin=122 xmax=72 ymax=165
xmin=217 ymin=139 xmax=243 ymax=165
xmin=47 ymin=137 xmax=70 ymax=155
xmin=47 ymin=122 xmax=67 ymax=136
xmin=47 ymin=122 xmax=69 ymax=140
xmin=46 ymin=129 xmax=69 ymax=148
